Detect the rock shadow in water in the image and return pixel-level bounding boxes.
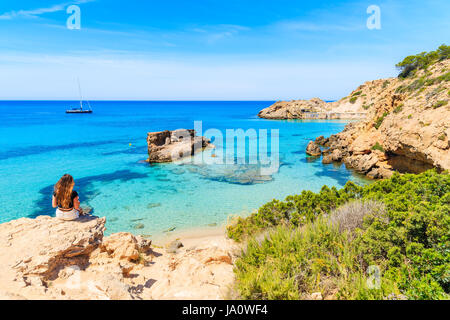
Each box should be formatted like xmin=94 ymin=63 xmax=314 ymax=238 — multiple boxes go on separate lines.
xmin=0 ymin=139 xmax=124 ymax=161
xmin=101 ymin=146 xmax=148 ymax=156
xmin=312 ymin=161 xmax=367 ymax=186
xmin=30 ymin=169 xmax=150 ymax=219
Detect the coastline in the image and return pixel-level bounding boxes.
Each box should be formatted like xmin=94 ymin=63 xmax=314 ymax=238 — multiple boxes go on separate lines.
xmin=152 ymin=223 xmax=229 ymax=246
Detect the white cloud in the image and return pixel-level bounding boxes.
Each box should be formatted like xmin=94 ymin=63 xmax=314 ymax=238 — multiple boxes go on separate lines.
xmin=0 ymin=52 xmax=396 ymax=100
xmin=275 ymin=21 xmax=363 ymax=32
xmin=190 ymin=24 xmax=250 ymax=44
xmin=0 ymin=0 xmax=94 ymax=20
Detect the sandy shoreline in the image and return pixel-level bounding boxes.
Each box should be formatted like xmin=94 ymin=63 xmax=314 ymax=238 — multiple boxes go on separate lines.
xmin=151 ymin=224 xmax=229 ymax=246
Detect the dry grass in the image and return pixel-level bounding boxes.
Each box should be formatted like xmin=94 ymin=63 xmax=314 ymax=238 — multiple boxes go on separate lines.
xmin=329 ymin=199 xmax=386 ymax=234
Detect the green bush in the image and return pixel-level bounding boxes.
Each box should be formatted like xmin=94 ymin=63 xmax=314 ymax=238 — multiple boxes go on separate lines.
xmin=371 ymin=142 xmax=384 ymax=152
xmin=374 ymin=112 xmax=389 ymax=129
xmin=227 ymin=183 xmax=360 ymax=241
xmin=349 ymin=97 xmax=358 ymax=104
xmin=393 ymin=104 xmax=404 ymax=114
xmin=433 ymin=100 xmax=448 ymax=109
xmin=229 ymin=171 xmax=450 ymax=300
xmin=396 ymin=44 xmax=449 ymax=78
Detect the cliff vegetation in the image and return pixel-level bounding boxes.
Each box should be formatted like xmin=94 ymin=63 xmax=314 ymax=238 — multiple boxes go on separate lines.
xmin=228 ymin=170 xmax=450 ymax=300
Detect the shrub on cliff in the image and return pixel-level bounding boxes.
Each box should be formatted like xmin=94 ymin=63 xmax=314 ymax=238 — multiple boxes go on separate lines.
xmin=227 ymin=182 xmax=361 ymax=241
xmin=374 ymin=112 xmax=389 ymax=129
xmin=371 ymin=142 xmax=384 ymax=152
xmin=229 ymin=170 xmax=450 ymax=300
xmin=396 ymin=44 xmax=449 ymax=78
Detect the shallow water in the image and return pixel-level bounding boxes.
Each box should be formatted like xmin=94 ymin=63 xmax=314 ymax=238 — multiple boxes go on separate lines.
xmin=0 ymin=101 xmax=369 ymax=237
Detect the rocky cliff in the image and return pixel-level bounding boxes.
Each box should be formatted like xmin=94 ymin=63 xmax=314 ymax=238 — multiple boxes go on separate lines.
xmin=312 ymin=57 xmax=449 ymax=178
xmin=0 ymin=216 xmax=236 ymax=300
xmin=258 ymin=97 xmax=367 ymax=120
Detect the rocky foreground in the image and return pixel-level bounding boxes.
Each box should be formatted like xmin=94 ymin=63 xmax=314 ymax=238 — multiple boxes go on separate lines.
xmin=0 ymin=216 xmax=237 ymax=300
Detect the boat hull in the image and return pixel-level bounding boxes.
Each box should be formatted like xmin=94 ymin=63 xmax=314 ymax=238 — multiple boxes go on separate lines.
xmin=66 ymin=110 xmax=93 ymax=114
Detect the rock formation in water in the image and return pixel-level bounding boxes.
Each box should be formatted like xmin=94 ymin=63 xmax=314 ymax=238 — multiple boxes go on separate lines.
xmin=309 ymin=56 xmax=450 ymax=178
xmin=258 ymin=97 xmax=367 ymax=120
xmin=0 ymin=215 xmax=236 ymax=300
xmin=147 ymin=129 xmax=212 ymax=163
xmin=306 ymin=141 xmax=321 ymax=157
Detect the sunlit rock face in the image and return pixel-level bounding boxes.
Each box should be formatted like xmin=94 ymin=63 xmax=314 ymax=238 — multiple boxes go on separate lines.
xmin=0 ymin=215 xmax=236 ymax=300
xmin=147 ymin=129 xmax=211 ymax=163
xmin=258 ymin=97 xmax=367 ymax=120
xmin=306 ymin=59 xmax=450 ymax=178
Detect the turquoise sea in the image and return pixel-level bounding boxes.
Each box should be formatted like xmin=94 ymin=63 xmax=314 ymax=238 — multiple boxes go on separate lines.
xmin=0 ymin=101 xmax=369 ymax=237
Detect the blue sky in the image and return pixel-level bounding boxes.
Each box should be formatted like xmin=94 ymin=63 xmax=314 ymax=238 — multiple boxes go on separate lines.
xmin=0 ymin=0 xmax=448 ymax=100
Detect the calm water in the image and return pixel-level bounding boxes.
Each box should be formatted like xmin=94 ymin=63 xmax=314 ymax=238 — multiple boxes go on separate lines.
xmin=0 ymin=101 xmax=368 ymax=237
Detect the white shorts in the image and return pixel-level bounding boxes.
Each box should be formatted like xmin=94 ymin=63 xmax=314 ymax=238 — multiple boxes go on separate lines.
xmin=56 ymin=208 xmax=80 ymax=221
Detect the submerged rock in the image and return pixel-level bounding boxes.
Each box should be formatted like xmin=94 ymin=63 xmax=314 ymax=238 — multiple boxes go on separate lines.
xmin=146 ymin=203 xmax=162 ymax=209
xmin=187 ymin=163 xmax=274 ymax=185
xmin=132 ymin=223 xmax=145 ymax=230
xmin=170 ymin=168 xmax=186 ymax=175
xmin=163 ymin=227 xmax=176 ymax=233
xmin=81 ymin=206 xmax=93 ymax=215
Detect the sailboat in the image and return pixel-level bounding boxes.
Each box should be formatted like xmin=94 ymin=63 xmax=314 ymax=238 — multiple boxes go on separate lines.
xmin=66 ymin=79 xmax=93 ymax=114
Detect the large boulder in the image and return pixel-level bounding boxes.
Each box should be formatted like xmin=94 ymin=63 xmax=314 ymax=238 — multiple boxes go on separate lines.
xmin=306 ymin=141 xmax=322 ymax=157
xmin=100 ymin=233 xmax=140 ymax=262
xmin=322 ymin=154 xmax=333 ymax=164
xmin=315 ymin=135 xmax=329 ymax=146
xmin=147 ymin=129 xmax=211 ymax=163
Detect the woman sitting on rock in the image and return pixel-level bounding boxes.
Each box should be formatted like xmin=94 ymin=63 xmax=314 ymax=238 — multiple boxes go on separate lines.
xmin=52 ymin=174 xmax=85 ymax=220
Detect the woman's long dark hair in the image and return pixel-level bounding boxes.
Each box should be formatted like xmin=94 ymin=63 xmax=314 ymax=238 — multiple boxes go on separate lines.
xmin=54 ymin=174 xmax=75 ymax=208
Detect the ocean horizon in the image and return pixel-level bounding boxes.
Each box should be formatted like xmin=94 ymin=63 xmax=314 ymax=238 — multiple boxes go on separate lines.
xmin=0 ymin=100 xmax=368 ymax=238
